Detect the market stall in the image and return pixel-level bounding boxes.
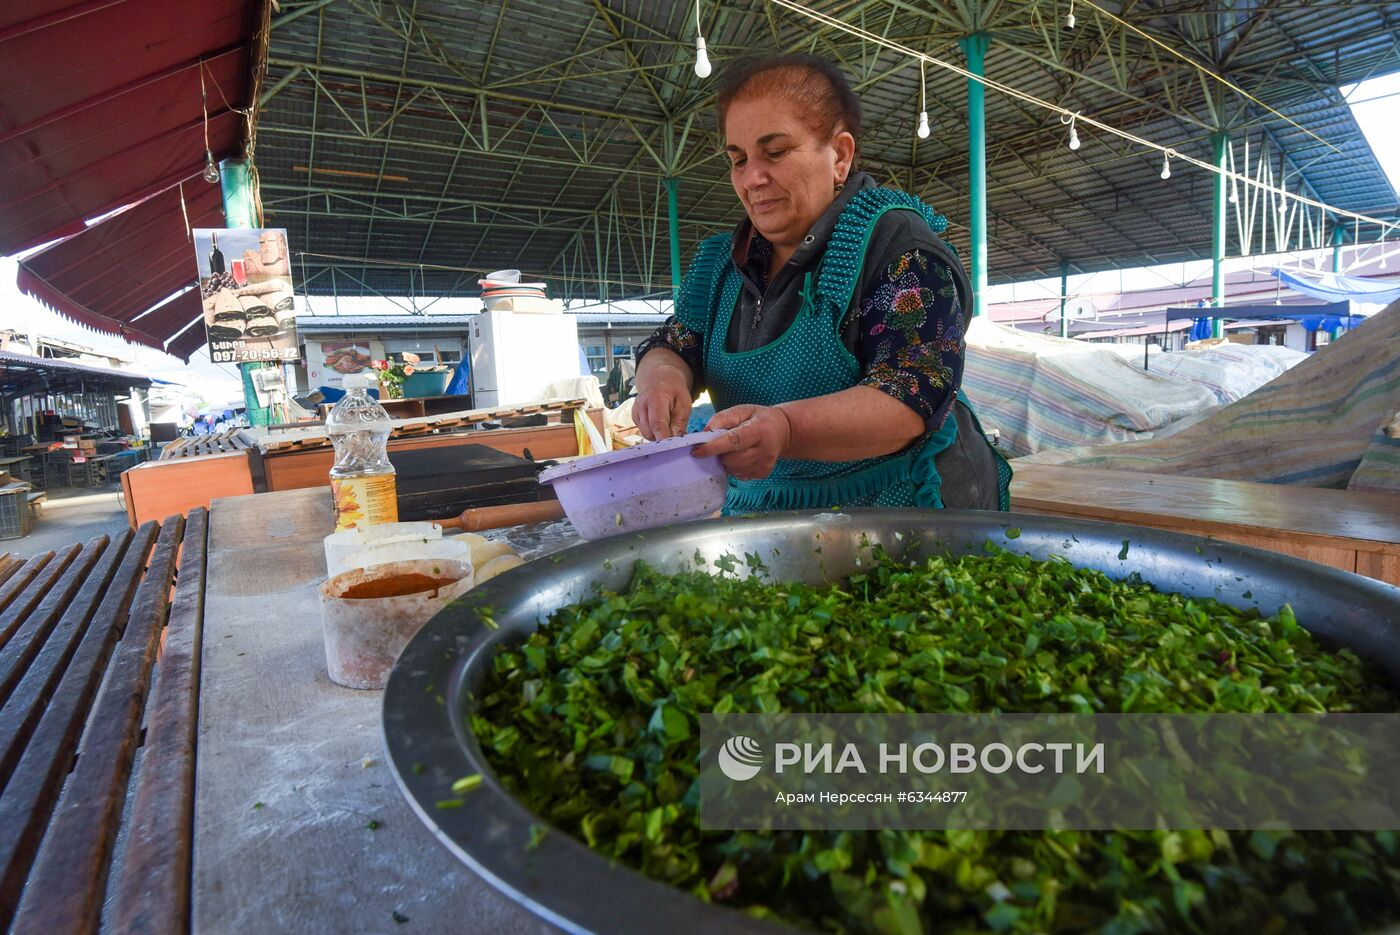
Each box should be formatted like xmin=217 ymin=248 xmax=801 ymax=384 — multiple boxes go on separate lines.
xmin=0 ymin=351 xmax=154 ymax=537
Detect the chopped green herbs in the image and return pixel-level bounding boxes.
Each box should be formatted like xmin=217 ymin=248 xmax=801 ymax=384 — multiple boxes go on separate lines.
xmin=472 ymin=546 xmax=1398 ymax=934
xmin=451 ymin=774 xmax=484 ymax=794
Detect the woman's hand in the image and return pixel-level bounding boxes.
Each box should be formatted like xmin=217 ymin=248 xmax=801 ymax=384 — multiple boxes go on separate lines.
xmin=632 ymin=355 xmax=693 ymax=440
xmin=692 ymin=405 xmax=792 ymax=480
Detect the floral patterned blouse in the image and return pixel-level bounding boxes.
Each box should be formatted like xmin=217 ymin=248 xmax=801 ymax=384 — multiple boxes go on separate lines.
xmin=637 ymin=234 xmax=966 ymax=434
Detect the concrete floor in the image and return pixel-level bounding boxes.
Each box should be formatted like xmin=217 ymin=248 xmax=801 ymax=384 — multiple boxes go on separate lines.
xmin=3 ymin=484 xmax=131 ymax=559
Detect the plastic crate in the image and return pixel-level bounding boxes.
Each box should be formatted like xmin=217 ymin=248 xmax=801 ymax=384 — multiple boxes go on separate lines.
xmin=0 ymin=490 xmax=32 ymax=540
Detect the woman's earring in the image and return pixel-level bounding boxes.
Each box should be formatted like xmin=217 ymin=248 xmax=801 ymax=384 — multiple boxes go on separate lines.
xmin=835 ymin=181 xmax=845 ymax=193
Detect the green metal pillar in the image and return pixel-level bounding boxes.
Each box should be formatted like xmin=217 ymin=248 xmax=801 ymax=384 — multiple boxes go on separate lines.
xmin=220 ymin=158 xmax=271 ymax=427
xmin=959 ymin=34 xmax=990 ymax=318
xmin=1210 ymin=132 xmax=1228 ymax=339
xmin=220 ymin=160 xmax=256 ymax=228
xmin=664 ymin=177 xmax=682 ymax=300
xmin=1059 ymin=259 xmax=1069 ymax=338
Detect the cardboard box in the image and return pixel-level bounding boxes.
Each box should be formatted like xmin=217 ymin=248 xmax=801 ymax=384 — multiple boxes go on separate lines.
xmin=62 ymin=435 xmax=81 ymax=448
xmin=78 ymin=440 xmax=97 ymax=453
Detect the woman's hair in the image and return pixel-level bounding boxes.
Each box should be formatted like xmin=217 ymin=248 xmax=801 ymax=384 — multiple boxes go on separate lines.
xmin=715 ymin=54 xmax=862 ymax=159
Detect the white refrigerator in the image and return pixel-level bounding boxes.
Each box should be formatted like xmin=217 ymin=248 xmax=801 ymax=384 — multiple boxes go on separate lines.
xmin=467 ymin=311 xmax=581 ymax=409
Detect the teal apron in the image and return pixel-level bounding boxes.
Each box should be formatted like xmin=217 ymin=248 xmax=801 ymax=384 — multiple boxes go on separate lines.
xmin=676 ymin=188 xmax=1011 ymax=513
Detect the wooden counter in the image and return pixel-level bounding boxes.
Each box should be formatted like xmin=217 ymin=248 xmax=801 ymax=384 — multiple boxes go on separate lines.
xmin=1011 ymin=463 xmax=1400 ymax=587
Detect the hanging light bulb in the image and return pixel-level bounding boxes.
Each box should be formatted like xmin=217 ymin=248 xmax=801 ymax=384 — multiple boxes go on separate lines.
xmin=694 ymin=36 xmax=712 ymax=78
xmin=692 ymin=0 xmax=711 ymax=78
xmin=1067 ymin=1 xmax=1076 ymax=28
xmin=198 ymin=62 xmax=219 ymax=185
xmin=202 ymin=148 xmax=220 ymax=184
xmin=1228 ymin=185 xmax=1237 ymax=204
xmin=915 ymin=61 xmax=929 ymax=139
xmin=1060 ymin=111 xmax=1080 ymax=150
xmin=1159 ymin=150 xmax=1171 ymax=180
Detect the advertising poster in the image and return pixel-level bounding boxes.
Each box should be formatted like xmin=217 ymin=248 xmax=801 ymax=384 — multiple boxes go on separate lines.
xmin=307 ymin=340 xmax=381 ymax=389
xmin=193 ymin=228 xmax=300 ymax=364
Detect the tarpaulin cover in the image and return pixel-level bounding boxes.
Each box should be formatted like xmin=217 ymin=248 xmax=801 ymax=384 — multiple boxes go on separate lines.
xmin=18 ymin=183 xmax=225 ymax=357
xmin=1273 ymin=268 xmax=1400 ymax=307
xmin=0 ymin=0 xmax=254 ymax=257
xmin=959 ymin=319 xmax=1304 ymax=457
xmin=1018 ymin=300 xmax=1400 ymax=491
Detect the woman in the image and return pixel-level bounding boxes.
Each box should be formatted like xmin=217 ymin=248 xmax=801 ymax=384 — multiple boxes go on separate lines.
xmin=633 ymin=54 xmax=1009 ymax=512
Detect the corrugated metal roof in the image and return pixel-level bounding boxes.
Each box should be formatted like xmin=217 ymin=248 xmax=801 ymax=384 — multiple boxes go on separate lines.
xmin=256 ymin=0 xmax=1400 ymax=299
xmin=572 ymin=313 xmax=669 ymax=325
xmin=294 ymin=314 xmax=476 ymax=333
xmin=0 ymin=350 xmax=154 ymax=395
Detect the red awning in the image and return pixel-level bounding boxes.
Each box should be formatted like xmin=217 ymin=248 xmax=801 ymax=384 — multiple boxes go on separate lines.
xmin=166 ymin=302 xmax=213 ymax=362
xmin=2 ymin=0 xmax=263 ymax=359
xmin=0 ymin=0 xmax=258 ymax=255
xmin=17 ymin=182 xmax=226 ymax=359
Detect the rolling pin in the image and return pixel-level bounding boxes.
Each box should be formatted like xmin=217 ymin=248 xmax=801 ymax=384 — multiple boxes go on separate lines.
xmin=437 ymin=500 xmax=566 ymax=532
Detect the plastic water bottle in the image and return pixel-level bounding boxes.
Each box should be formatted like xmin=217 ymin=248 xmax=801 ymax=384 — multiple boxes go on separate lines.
xmin=326 ymin=374 xmax=398 ymax=530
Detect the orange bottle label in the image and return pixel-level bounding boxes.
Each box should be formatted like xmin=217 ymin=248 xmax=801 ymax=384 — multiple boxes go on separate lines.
xmin=331 ymin=474 xmax=399 ymax=530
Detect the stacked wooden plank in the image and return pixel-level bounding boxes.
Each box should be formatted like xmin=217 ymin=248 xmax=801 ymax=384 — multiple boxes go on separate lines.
xmin=258 ymin=396 xmax=588 ymax=454
xmin=0 ymin=510 xmax=208 ymax=931
xmin=158 ymin=430 xmax=256 ymax=461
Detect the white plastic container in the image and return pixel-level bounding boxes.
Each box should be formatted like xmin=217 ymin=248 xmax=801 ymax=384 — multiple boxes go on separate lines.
xmin=319 ymin=559 xmax=473 ymax=689
xmin=323 ymin=521 xmax=456 ymax=577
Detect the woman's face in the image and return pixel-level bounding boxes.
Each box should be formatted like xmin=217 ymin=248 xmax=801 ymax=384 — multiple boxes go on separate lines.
xmin=725 ymin=94 xmax=854 ymax=251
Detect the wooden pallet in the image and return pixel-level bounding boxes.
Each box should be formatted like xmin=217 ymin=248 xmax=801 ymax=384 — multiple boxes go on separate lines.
xmin=159 ymin=430 xmax=257 ymax=461
xmin=258 ymin=397 xmax=587 ymax=454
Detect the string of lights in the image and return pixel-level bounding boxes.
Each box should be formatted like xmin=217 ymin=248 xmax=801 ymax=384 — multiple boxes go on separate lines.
xmin=747 ymin=0 xmax=1396 ymax=238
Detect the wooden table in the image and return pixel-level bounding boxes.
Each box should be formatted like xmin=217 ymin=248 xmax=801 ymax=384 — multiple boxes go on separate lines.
xmin=0 ymin=457 xmax=31 ymax=485
xmin=1011 ymin=463 xmax=1400 ymax=586
xmin=195 ymin=488 xmax=556 ymax=933
xmin=60 ymin=452 xmax=118 ymax=487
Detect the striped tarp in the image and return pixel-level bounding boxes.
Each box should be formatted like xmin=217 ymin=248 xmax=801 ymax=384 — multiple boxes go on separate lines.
xmin=1014 ymin=301 xmax=1400 ymax=491
xmin=960 ymin=319 xmax=1302 ymax=458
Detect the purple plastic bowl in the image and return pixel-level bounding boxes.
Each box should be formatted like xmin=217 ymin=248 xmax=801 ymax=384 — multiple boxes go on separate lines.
xmin=537 ymin=431 xmax=728 ymax=539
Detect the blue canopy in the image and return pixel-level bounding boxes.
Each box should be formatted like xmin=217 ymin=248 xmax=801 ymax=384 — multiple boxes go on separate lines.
xmin=1272 ymin=269 xmax=1400 ymax=307
xmin=1163 ymin=301 xmax=1352 ymax=323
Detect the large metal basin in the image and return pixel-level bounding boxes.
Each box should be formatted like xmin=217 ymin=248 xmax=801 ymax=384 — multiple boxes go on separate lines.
xmin=382 ymin=509 xmax=1400 ymax=935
